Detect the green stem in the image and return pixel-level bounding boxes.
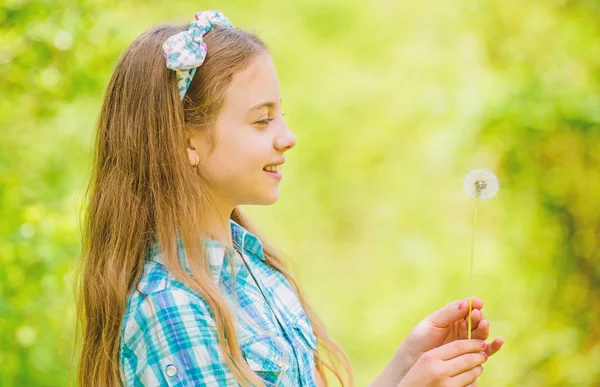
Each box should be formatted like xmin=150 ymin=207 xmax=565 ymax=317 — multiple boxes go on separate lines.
xmin=468 ymin=198 xmax=479 ymax=340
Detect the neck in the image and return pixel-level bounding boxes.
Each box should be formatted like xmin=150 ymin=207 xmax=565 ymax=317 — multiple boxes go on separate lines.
xmin=206 ymin=196 xmax=235 ymax=249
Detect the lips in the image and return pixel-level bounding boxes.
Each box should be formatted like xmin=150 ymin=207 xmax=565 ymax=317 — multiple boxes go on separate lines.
xmin=263 ymin=164 xmax=282 ymax=172
xmin=263 ymin=160 xmax=284 ymax=181
xmin=263 ymin=159 xmax=285 ymax=172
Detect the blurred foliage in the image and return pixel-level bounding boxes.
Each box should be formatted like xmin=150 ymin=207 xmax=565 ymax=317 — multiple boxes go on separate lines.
xmin=1 ymin=0 xmax=599 ymax=386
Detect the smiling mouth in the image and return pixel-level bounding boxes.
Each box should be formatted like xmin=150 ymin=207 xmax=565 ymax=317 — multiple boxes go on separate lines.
xmin=263 ymin=164 xmax=282 ymax=173
xmin=263 ymin=163 xmax=283 ymax=181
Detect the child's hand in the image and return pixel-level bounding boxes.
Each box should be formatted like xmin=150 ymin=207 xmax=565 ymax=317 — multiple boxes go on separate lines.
xmin=400 ymin=298 xmax=504 ymax=370
xmin=397 ymin=339 xmax=488 ymax=387
xmin=369 ymin=299 xmax=504 ymax=387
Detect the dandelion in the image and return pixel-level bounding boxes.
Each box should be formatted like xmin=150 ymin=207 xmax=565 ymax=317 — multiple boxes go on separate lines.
xmin=463 ymin=169 xmax=499 ymax=200
xmin=463 ymin=169 xmax=499 ymax=339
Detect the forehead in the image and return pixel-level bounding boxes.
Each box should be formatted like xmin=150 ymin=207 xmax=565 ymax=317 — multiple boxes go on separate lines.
xmin=222 ymin=53 xmax=281 ymax=112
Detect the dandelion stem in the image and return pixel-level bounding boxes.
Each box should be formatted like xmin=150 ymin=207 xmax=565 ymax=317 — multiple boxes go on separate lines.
xmin=468 ymin=198 xmax=479 ymax=340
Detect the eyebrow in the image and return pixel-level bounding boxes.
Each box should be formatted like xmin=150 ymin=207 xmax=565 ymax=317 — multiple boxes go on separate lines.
xmin=247 ymin=99 xmax=282 ymax=112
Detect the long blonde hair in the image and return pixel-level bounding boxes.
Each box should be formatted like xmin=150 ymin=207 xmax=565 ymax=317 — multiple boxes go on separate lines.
xmin=75 ymin=22 xmax=353 ymax=386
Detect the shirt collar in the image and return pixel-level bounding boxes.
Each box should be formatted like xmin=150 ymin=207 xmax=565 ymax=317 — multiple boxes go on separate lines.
xmin=148 ymin=219 xmax=266 ymax=283
xmin=230 ymin=219 xmax=265 ymax=261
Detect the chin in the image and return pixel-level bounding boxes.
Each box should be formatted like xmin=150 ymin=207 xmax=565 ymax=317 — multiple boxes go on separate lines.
xmin=263 ymin=194 xmax=280 ymax=205
xmin=258 ymin=189 xmax=280 ymax=205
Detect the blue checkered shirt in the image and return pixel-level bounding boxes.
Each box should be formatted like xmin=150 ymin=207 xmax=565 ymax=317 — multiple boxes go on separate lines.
xmin=119 ymin=220 xmax=319 ymax=386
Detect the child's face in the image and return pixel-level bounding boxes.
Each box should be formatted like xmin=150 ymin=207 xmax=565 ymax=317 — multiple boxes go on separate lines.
xmin=189 ymin=53 xmax=296 ymax=209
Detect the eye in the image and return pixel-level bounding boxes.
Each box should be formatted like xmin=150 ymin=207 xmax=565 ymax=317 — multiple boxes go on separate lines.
xmin=254 ymin=112 xmax=286 ymax=126
xmin=255 ymin=118 xmax=274 ymax=126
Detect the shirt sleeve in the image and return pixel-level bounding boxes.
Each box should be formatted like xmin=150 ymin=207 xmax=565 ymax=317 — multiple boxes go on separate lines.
xmin=120 ymin=287 xmax=240 ymax=387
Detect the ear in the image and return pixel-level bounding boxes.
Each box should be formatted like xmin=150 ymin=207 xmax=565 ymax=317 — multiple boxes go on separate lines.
xmin=186 ymin=136 xmax=199 ymax=167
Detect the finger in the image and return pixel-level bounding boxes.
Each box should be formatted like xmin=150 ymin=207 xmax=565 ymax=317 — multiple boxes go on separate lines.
xmin=465 ymin=382 xmax=478 ymax=387
xmin=470 ymin=309 xmax=482 ymax=327
xmin=471 ymin=310 xmax=487 ymax=331
xmin=485 ymin=337 xmax=505 ymax=357
xmin=451 ymin=365 xmax=484 ymax=387
xmin=445 ymin=351 xmax=488 ymax=377
xmin=459 ymin=297 xmax=484 ymax=314
xmin=471 ymin=319 xmax=489 ymax=340
xmin=458 ymin=310 xmax=485 ymax=340
xmin=459 ymin=318 xmax=468 ymax=339
xmin=434 ymin=339 xmax=487 ymax=360
xmin=429 ymin=298 xmax=484 ymax=328
xmin=470 ymin=297 xmax=484 ymax=311
xmin=466 ymin=297 xmax=484 ymax=311
xmin=464 ymin=309 xmax=482 ymax=333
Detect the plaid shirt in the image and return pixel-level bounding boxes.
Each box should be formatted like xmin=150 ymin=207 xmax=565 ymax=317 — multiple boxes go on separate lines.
xmin=119 ymin=220 xmax=319 ymax=386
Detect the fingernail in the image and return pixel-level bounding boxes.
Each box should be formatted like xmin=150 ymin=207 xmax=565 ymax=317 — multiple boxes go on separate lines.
xmin=481 ymin=341 xmax=487 ymax=349
xmin=483 ymin=352 xmax=488 ymax=361
xmin=458 ymin=302 xmax=463 ymax=310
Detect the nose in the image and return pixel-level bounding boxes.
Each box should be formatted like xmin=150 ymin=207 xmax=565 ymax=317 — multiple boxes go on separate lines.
xmin=274 ymin=123 xmax=296 ymax=152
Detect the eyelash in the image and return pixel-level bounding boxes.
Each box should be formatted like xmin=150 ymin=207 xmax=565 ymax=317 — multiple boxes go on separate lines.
xmin=256 ymin=118 xmax=273 ymax=125
xmin=256 ymin=113 xmax=286 ymax=126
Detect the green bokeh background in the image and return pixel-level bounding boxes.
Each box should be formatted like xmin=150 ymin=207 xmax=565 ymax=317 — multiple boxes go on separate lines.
xmin=1 ymin=0 xmax=599 ymax=386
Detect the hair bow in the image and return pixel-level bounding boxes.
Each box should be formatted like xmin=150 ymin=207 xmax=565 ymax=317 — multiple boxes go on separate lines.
xmin=162 ymin=10 xmax=233 ymax=100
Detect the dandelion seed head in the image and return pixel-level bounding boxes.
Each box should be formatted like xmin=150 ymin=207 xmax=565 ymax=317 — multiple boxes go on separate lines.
xmin=463 ymin=169 xmax=499 ymax=200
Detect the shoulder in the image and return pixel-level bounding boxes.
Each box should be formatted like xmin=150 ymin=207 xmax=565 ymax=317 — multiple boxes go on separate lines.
xmin=119 ymin=261 xmax=235 ymax=385
xmin=120 ymin=268 xmax=237 ymax=386
xmin=130 ymin=258 xmax=198 ymax=299
xmin=121 ymin=260 xmax=214 ymax=349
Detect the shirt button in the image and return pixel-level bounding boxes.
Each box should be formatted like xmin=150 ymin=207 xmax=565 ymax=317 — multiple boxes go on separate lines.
xmin=276 ymin=359 xmax=284 ymax=368
xmin=165 ymin=364 xmax=177 ymax=378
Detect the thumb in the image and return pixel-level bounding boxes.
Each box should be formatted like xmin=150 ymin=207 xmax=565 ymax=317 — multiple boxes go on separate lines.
xmin=428 ymin=298 xmax=484 ymax=327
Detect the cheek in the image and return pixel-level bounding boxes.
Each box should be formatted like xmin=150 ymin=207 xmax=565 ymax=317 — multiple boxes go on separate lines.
xmin=228 ymin=137 xmax=268 ymax=170
xmin=202 ymin=146 xmax=264 ymax=184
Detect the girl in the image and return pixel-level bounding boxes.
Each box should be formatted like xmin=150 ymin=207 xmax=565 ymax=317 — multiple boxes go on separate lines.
xmin=76 ymin=10 xmax=504 ymax=387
